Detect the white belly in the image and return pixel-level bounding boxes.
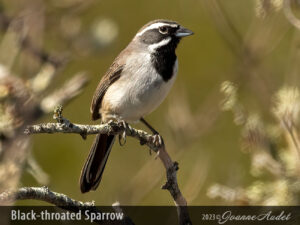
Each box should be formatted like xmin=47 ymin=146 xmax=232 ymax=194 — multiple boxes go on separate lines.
xmin=101 ymin=53 xmax=178 ymax=122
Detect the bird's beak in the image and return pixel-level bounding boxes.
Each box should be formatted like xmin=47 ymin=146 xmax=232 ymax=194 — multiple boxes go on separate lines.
xmin=175 ymin=26 xmax=194 ymax=38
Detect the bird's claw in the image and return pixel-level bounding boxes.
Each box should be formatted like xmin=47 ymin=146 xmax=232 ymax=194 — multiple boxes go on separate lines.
xmin=117 ymin=120 xmax=127 ymax=129
xmin=118 ymin=132 xmax=126 ymax=146
xmin=152 ymin=134 xmax=163 ymax=148
xmin=152 ymin=135 xmax=162 ymax=159
xmin=118 ymin=120 xmax=128 ymax=146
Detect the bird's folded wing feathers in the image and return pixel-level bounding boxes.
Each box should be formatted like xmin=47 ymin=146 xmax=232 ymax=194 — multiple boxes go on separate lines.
xmin=90 ymin=62 xmax=124 ymax=120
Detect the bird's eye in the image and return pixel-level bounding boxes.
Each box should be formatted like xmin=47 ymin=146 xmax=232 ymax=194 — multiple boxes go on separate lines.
xmin=159 ymin=26 xmax=168 ymax=34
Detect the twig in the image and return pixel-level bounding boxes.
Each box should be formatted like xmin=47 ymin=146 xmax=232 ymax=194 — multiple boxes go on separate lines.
xmin=283 ymin=0 xmax=300 ymax=30
xmin=0 ymin=186 xmax=135 ymax=225
xmin=39 ymin=72 xmax=89 ymax=113
xmin=26 ymin=154 xmax=50 ymax=186
xmin=24 ymin=108 xmax=192 ymax=225
xmin=0 ymin=12 xmax=66 ymax=68
xmin=283 ymin=120 xmax=300 ymax=160
xmin=201 ymin=0 xmax=243 ymax=57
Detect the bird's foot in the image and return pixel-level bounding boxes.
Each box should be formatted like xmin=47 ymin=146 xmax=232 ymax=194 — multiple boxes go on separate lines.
xmin=152 ymin=133 xmax=164 ymax=148
xmin=117 ymin=119 xmax=128 ymax=146
xmin=151 ymin=134 xmax=164 ymax=159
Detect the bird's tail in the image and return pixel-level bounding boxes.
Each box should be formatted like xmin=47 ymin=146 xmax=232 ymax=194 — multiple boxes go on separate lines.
xmin=80 ymin=133 xmax=115 ymax=193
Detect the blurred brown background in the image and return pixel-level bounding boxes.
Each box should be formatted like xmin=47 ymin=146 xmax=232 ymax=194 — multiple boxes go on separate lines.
xmin=1 ymin=0 xmax=300 ymax=206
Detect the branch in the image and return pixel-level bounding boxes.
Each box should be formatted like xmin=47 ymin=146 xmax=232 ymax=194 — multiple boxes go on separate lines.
xmin=25 ymin=121 xmax=161 ymax=151
xmin=0 ymin=186 xmax=94 ymax=207
xmin=0 ymin=186 xmax=134 ymax=225
xmin=39 ymin=72 xmax=89 ymax=113
xmin=24 ymin=108 xmax=192 ymax=225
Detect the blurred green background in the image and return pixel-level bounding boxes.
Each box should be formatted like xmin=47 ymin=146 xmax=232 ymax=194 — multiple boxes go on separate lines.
xmin=1 ymin=0 xmax=300 ymax=205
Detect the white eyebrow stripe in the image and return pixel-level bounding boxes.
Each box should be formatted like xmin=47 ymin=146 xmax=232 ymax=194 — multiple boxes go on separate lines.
xmin=136 ymin=22 xmax=178 ymax=36
xmin=148 ymin=37 xmax=171 ymax=52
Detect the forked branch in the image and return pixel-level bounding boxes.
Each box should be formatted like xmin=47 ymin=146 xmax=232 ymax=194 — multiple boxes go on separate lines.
xmin=23 ymin=106 xmax=192 ymax=225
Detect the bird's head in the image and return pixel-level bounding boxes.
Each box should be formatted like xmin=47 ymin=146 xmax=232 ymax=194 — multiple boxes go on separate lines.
xmin=132 ymin=19 xmax=193 ymax=52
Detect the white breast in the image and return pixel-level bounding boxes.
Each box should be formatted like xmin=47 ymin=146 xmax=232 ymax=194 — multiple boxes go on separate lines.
xmin=101 ymin=52 xmax=178 ymax=122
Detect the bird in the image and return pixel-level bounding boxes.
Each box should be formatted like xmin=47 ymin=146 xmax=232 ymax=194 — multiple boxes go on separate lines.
xmin=80 ymin=19 xmax=193 ymax=193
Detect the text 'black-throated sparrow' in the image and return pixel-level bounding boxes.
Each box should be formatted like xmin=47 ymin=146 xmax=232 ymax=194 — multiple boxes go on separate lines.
xmin=80 ymin=19 xmax=193 ymax=193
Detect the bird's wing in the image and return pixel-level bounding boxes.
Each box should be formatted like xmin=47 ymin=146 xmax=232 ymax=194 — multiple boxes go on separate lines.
xmin=90 ymin=62 xmax=124 ymax=120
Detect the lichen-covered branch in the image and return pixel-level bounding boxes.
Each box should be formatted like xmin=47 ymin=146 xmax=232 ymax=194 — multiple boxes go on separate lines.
xmin=25 ymin=121 xmax=161 ymax=151
xmin=0 ymin=186 xmax=135 ymax=225
xmin=24 ymin=108 xmax=192 ymax=225
xmin=0 ymin=186 xmax=94 ymax=207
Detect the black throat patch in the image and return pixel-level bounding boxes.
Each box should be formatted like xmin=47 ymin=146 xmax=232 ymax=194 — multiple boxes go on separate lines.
xmin=151 ymin=38 xmax=179 ymax=82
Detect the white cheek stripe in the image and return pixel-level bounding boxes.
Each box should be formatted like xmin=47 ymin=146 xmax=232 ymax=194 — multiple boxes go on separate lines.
xmin=136 ymin=22 xmax=178 ymax=37
xmin=148 ymin=37 xmax=171 ymax=52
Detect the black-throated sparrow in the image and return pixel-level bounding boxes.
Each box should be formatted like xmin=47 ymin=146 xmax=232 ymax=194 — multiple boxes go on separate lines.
xmin=80 ymin=19 xmax=193 ymax=193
